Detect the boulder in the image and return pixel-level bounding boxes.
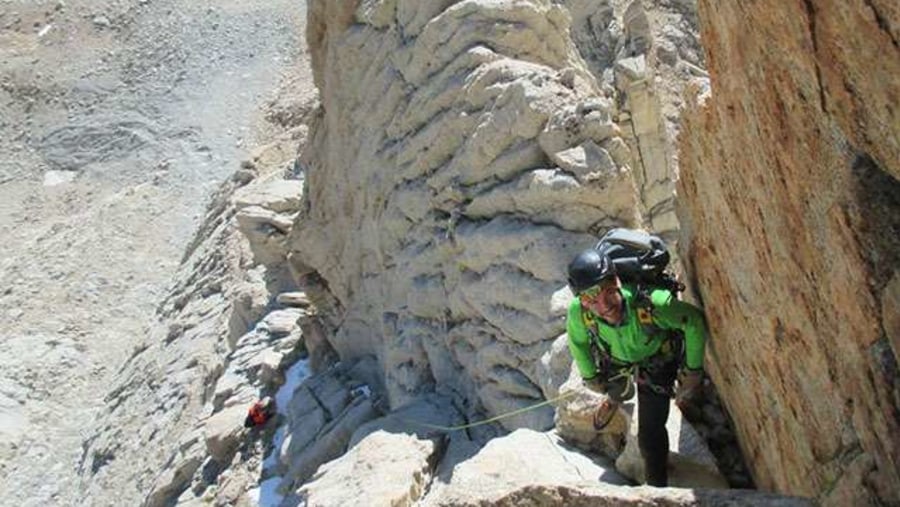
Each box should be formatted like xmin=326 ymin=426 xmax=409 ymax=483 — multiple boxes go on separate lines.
xmin=233 ymin=179 xmax=304 ymax=213
xmin=550 ymin=141 xmax=617 ymax=181
xmin=276 ymin=292 xmax=312 ymax=308
xmin=421 ymin=428 xmax=628 ymax=506
xmin=282 ymin=396 xmax=379 ymax=490
xmin=554 ymin=366 xmax=628 ymax=458
xmin=203 ymin=405 xmax=246 ymax=463
xmin=535 ymin=333 xmax=573 ymax=400
xmin=295 ymin=431 xmax=438 ymax=507
xmin=349 ymin=394 xmax=462 ymax=446
xmin=144 ymin=455 xmax=203 ymax=507
xmin=235 ymin=206 xmax=294 ymax=265
xmin=475 ymin=483 xmax=817 ymax=507
xmin=259 ymin=308 xmax=303 ymax=337
xmin=268 ymin=361 xmax=385 ymax=494
xmin=234 ymin=180 xmax=304 ymax=266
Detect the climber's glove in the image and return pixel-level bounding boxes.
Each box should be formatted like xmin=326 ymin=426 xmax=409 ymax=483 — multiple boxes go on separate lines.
xmin=675 ymin=368 xmax=703 ymax=408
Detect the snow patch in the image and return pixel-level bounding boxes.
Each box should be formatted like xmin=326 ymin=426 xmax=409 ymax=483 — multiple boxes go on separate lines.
xmin=262 ymin=425 xmax=287 ymax=472
xmin=255 ymin=358 xmax=311 ymax=502
xmin=248 ymin=477 xmax=284 ymax=507
xmin=275 ymin=359 xmax=310 ymax=416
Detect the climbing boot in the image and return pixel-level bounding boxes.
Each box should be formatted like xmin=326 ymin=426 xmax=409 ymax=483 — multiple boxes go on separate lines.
xmin=593 ymin=398 xmax=621 ymax=431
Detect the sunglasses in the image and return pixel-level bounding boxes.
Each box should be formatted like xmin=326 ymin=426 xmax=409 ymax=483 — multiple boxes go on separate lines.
xmin=577 ymin=279 xmax=617 ymax=300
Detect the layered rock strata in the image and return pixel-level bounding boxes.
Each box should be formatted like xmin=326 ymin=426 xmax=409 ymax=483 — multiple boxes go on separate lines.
xmin=149 ymin=303 xmax=307 ymax=507
xmin=678 ymin=1 xmax=900 ymax=505
xmin=77 ymin=168 xmax=270 ymax=506
xmin=568 ymin=0 xmax=706 ymax=241
xmin=294 ymin=0 xmax=643 ymax=431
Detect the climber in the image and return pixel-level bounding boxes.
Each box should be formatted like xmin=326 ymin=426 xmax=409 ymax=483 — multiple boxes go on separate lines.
xmin=244 ymin=397 xmax=276 ymax=428
xmin=565 ymin=248 xmax=707 ymax=487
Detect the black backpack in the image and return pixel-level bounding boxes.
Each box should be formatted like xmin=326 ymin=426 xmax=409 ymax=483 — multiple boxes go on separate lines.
xmin=587 ymin=228 xmax=687 ymax=361
xmin=594 ymin=228 xmax=684 ymax=300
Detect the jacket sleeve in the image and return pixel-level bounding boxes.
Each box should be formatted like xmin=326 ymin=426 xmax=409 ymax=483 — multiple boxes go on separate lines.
xmin=567 ymin=299 xmax=598 ymax=379
xmin=650 ymin=290 xmax=708 ymax=370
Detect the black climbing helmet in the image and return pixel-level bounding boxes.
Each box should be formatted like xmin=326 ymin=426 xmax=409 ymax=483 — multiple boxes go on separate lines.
xmin=567 ymin=248 xmax=615 ymax=294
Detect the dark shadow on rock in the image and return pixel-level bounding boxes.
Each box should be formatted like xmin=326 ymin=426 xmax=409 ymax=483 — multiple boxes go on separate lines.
xmin=850 ymin=152 xmax=900 ymax=291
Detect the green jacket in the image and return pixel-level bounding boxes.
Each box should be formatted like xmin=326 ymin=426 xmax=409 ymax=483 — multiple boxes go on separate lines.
xmin=567 ymin=285 xmax=707 ymax=379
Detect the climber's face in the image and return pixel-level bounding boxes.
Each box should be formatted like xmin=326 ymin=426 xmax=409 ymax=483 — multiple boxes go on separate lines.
xmin=580 ymin=277 xmax=624 ymax=324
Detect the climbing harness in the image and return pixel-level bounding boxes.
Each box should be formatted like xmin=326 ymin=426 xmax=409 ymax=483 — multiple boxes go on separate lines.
xmin=635 ymin=335 xmax=684 ymax=397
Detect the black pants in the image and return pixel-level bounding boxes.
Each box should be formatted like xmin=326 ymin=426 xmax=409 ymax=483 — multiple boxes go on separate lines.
xmin=602 ymin=346 xmax=679 ymax=487
xmin=637 ymin=388 xmax=673 ymax=486
xmin=636 ymin=350 xmax=679 ymax=487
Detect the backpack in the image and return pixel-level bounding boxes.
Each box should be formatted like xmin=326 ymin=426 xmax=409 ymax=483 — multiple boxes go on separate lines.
xmin=594 ymin=228 xmax=684 ymax=299
xmin=585 ymin=228 xmax=686 ymax=368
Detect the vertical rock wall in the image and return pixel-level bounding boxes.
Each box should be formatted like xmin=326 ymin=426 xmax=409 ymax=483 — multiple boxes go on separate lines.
xmin=292 ymin=0 xmax=647 ymax=428
xmin=612 ymin=0 xmax=703 ymax=239
xmin=678 ymin=1 xmax=900 ymax=505
xmin=565 ymin=0 xmax=705 ymax=241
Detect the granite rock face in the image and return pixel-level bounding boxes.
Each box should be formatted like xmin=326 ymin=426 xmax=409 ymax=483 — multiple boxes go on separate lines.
xmin=75 ymin=1 xmax=900 ymax=504
xmin=678 ymin=1 xmax=900 ymax=505
xmin=294 ymin=0 xmax=656 ymax=430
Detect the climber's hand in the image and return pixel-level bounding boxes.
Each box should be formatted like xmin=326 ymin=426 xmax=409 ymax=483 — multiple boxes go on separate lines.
xmin=675 ymin=369 xmax=703 ymax=408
